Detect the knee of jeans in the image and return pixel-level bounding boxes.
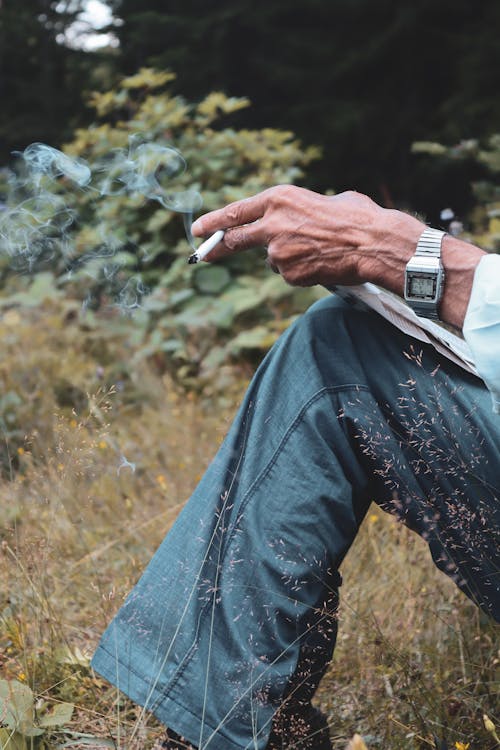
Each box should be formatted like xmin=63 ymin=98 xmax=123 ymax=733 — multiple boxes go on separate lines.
xmin=306 ymin=293 xmax=351 ymax=317
xmin=291 ymin=293 xmax=361 ymax=346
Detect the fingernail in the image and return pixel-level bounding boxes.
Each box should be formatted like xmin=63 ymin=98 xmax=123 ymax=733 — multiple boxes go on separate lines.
xmin=191 ymin=218 xmax=203 ymax=235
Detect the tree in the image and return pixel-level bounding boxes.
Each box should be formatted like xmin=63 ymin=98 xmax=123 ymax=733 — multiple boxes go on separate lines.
xmin=0 ymin=0 xmax=111 ymax=163
xmin=113 ymin=0 xmax=500 ymax=220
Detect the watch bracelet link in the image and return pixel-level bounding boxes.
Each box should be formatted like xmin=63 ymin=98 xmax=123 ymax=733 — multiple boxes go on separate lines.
xmin=404 ymin=227 xmax=446 ymax=320
xmin=414 ymin=227 xmax=446 ymax=257
xmin=408 ymin=301 xmax=441 ymax=320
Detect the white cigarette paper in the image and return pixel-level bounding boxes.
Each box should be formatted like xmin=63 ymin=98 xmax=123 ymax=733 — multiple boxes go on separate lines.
xmin=188 ymin=230 xmax=225 ymax=264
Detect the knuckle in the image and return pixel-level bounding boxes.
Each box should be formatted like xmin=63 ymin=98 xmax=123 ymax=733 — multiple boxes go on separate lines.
xmin=339 ymin=189 xmax=371 ymax=204
xmin=224 ymin=227 xmax=244 ymax=250
xmin=259 ymin=214 xmax=273 ymax=237
xmin=268 ymin=184 xmax=293 ymax=206
xmin=281 ymin=268 xmax=299 ymax=286
xmin=278 ymin=184 xmax=295 ymax=199
xmin=225 ymin=204 xmax=242 ymax=226
xmin=282 ymin=263 xmax=311 ymax=287
xmin=266 ymin=244 xmax=282 ymax=264
xmin=340 ymin=189 xmax=358 ymax=200
xmin=283 ymin=183 xmax=297 ymax=195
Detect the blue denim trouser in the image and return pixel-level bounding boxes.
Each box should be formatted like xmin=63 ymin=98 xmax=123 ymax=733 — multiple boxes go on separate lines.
xmin=92 ymin=295 xmax=500 ymax=750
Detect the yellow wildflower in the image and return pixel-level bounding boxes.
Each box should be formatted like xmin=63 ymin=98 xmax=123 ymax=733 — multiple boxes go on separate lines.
xmin=346 ymin=735 xmax=368 ymax=750
xmin=483 ymin=714 xmax=499 ymax=743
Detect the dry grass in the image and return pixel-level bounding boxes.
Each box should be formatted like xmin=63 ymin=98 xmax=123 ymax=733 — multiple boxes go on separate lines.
xmin=0 ymin=303 xmax=498 ymax=749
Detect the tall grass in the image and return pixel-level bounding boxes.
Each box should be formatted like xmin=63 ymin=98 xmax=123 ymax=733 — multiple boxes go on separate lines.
xmin=0 ymin=303 xmax=497 ymax=749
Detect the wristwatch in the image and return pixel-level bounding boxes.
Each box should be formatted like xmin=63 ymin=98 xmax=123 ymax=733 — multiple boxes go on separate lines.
xmin=404 ymin=227 xmax=446 ymax=320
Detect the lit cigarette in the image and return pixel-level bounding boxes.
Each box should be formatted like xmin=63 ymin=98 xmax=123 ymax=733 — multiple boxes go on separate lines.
xmin=188 ymin=230 xmax=225 ymax=264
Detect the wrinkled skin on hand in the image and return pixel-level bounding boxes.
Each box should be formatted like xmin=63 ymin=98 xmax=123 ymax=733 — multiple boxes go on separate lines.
xmin=192 ymin=185 xmax=419 ymax=288
xmin=191 ymin=184 xmax=484 ymax=329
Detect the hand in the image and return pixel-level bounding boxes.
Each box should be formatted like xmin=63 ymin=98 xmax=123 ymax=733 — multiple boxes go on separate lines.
xmin=191 ymin=185 xmax=422 ymax=288
xmin=191 ymin=184 xmax=485 ymax=329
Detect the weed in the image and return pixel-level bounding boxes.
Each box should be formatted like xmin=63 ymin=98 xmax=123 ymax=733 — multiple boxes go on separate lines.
xmin=0 ymin=305 xmax=498 ymax=749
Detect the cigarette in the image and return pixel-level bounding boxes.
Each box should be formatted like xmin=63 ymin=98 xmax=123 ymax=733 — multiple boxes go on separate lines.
xmin=188 ymin=230 xmax=225 ymax=264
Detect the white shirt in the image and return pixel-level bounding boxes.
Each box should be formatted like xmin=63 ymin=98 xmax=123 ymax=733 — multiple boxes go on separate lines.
xmin=463 ymin=253 xmax=500 ymax=414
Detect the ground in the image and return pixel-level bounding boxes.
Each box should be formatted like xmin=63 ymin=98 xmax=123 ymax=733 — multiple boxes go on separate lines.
xmin=0 ymin=305 xmax=498 ymax=749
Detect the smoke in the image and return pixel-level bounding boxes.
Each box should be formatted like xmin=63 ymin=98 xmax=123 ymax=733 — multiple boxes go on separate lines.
xmin=0 ymin=139 xmax=202 ymax=312
xmin=22 ymin=143 xmax=92 ymax=188
xmin=95 ymin=138 xmax=202 ymax=213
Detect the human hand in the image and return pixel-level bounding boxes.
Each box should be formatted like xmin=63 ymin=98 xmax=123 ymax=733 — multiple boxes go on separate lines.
xmin=191 ymin=185 xmax=423 ymax=289
xmin=191 ymin=184 xmax=486 ymax=329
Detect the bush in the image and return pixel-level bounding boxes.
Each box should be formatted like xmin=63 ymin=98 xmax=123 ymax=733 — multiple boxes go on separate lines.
xmin=412 ymin=135 xmax=500 ymax=251
xmin=0 ymin=68 xmax=324 ymax=390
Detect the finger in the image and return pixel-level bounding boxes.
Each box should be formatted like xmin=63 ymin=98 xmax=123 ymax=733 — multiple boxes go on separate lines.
xmin=265 ymin=257 xmax=280 ymax=274
xmin=191 ymin=190 xmax=270 ymax=237
xmin=205 ymin=220 xmax=268 ymax=261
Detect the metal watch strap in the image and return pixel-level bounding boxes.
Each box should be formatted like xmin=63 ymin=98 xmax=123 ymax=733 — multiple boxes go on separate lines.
xmin=410 ymin=301 xmax=441 ymax=319
xmin=415 ymin=227 xmax=446 ymax=259
xmin=405 ymin=227 xmax=446 ymax=320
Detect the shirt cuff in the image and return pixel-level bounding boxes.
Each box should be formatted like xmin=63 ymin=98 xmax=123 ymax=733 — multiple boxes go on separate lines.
xmin=463 ymin=254 xmax=500 ymax=412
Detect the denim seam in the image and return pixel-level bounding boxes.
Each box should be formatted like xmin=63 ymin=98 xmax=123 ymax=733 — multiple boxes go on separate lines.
xmin=155 ymin=686 xmax=242 ymax=750
xmin=97 ymin=600 xmax=211 ymax=703
xmin=95 ymin=641 xmax=165 ymax=689
xmin=221 ymin=383 xmax=371 ymax=558
xmin=97 ymin=383 xmax=371 ymax=732
xmin=155 ymin=602 xmax=211 ymax=697
xmin=155 ymin=384 xmax=369 ymax=713
xmin=95 ymin=642 xmax=241 ymax=749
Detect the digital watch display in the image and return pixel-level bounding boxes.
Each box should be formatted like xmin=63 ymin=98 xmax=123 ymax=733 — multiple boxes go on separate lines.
xmin=404 ymin=228 xmax=446 ymax=320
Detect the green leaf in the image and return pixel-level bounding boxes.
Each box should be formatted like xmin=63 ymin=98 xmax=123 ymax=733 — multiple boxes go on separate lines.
xmin=38 ymin=703 xmax=74 ymax=728
xmin=201 ymin=345 xmax=227 ymax=371
xmin=219 ymin=285 xmax=261 ymax=316
xmin=0 ymin=274 xmax=62 ymax=309
xmin=163 ymin=288 xmax=195 ymax=309
xmin=193 ymin=265 xmax=231 ymax=294
xmin=227 ymin=326 xmax=279 ymax=353
xmin=56 ymin=733 xmax=116 ymax=748
xmin=146 ymin=210 xmax=173 ymax=232
xmin=0 ymin=728 xmax=28 ymax=750
xmin=160 ymin=339 xmax=184 ymax=352
xmin=111 ymin=251 xmax=138 ymax=268
xmin=0 ymin=392 xmax=22 ymax=416
xmin=258 ymin=274 xmax=292 ymax=302
xmin=0 ymin=680 xmax=42 ymax=737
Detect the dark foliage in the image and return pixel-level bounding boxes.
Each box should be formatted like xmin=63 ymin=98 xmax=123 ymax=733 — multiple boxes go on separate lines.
xmin=2 ymin=1 xmax=500 ymax=221
xmin=114 ymin=0 xmax=500 ymax=220
xmin=0 ymin=0 xmax=113 ymax=163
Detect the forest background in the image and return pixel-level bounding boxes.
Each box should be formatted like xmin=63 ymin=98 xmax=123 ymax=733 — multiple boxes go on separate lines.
xmin=0 ymin=2 xmax=499 ymax=749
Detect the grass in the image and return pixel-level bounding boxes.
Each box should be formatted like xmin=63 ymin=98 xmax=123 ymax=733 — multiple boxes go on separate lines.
xmin=0 ymin=302 xmax=498 ymax=750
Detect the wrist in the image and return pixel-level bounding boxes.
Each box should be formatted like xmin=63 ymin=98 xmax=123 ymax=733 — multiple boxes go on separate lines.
xmin=358 ymin=207 xmax=485 ymax=329
xmin=439 ymin=235 xmax=485 ymax=328
xmin=357 ymin=208 xmax=424 ymax=292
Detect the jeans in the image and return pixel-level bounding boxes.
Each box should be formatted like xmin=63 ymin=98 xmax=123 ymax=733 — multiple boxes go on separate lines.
xmin=92 ymin=295 xmax=500 ymax=750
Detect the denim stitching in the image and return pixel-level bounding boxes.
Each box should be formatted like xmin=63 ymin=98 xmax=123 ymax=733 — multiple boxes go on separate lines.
xmin=221 ymin=383 xmax=370 ymax=558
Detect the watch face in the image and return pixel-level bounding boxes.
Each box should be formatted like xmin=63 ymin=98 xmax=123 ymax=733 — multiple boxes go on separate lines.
xmin=407 ymin=274 xmax=436 ymax=299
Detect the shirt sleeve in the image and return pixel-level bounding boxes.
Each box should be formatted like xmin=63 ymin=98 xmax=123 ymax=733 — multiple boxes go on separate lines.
xmin=462 ymin=253 xmax=500 ymax=414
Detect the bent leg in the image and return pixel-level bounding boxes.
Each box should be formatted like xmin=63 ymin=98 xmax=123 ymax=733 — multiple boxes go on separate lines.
xmin=92 ymin=295 xmax=500 ymax=750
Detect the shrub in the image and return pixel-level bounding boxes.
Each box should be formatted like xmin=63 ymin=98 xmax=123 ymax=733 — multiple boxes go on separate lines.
xmin=412 ymin=135 xmax=500 ymax=251
xmin=0 ymin=69 xmax=324 ymax=390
